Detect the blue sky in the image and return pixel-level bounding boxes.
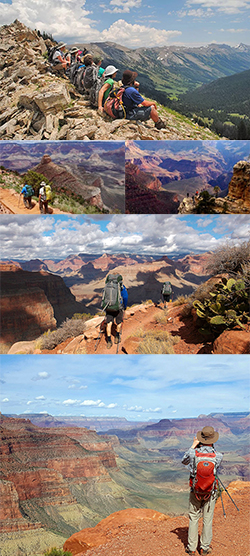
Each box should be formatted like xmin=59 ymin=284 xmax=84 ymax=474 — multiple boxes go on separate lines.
xmin=0 ymin=0 xmax=250 ymax=47
xmin=0 ymin=354 xmax=249 ymax=419
xmin=0 ymin=214 xmax=249 ymax=261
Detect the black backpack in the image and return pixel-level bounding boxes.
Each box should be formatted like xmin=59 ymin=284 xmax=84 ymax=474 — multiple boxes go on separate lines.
xmin=162 ymin=282 xmax=172 ymax=295
xmin=83 ymin=65 xmax=98 ymax=91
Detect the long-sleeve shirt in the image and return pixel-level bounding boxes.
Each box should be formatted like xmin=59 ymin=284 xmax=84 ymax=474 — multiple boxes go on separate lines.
xmin=182 ymin=445 xmax=223 ymax=478
xmin=121 ymin=285 xmax=128 ymax=309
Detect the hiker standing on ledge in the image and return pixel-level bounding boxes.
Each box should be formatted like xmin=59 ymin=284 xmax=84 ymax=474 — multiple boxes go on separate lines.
xmin=182 ymin=426 xmax=223 ymax=555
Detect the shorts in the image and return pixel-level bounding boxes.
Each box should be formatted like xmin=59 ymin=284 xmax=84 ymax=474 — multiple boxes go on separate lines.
xmin=163 ymin=294 xmax=170 ymax=302
xmin=126 ymin=106 xmax=152 ymax=121
xmin=106 ymin=309 xmax=123 ymax=325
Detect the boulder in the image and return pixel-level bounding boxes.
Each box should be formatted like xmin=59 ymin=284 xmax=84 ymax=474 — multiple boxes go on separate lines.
xmin=34 ymin=83 xmax=71 ymax=115
xmin=213 ymin=329 xmax=250 ymax=354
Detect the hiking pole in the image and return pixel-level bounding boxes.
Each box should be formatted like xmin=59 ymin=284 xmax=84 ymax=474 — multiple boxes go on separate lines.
xmin=217 ymin=477 xmax=240 ymax=512
xmin=217 ymin=480 xmax=226 ymax=518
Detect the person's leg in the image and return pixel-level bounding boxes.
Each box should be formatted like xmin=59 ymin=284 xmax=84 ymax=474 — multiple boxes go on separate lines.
xmin=200 ymin=493 xmax=217 ymax=552
xmin=187 ymin=492 xmax=202 ymax=552
xmin=114 ymin=310 xmax=123 ymax=343
xmin=105 ymin=313 xmax=113 ymax=348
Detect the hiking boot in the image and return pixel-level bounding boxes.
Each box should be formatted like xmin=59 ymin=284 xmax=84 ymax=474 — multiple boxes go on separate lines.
xmin=114 ymin=333 xmax=120 ymax=344
xmin=185 ymin=548 xmax=196 ymax=555
xmin=155 ymin=118 xmax=166 ymax=130
xmin=200 ymin=549 xmax=212 ymax=555
xmin=106 ymin=336 xmax=113 ymax=349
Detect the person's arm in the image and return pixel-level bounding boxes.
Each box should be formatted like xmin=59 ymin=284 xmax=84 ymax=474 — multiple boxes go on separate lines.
xmin=98 ymin=83 xmax=110 ymax=111
xmin=141 ymin=99 xmax=157 ymax=109
xmin=121 ymin=286 xmax=128 ymax=310
xmin=182 ymin=437 xmax=199 ymax=465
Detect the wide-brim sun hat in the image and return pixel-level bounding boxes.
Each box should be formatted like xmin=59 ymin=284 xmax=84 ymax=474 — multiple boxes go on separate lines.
xmin=104 ymin=65 xmax=119 ymax=77
xmin=57 ymin=42 xmax=67 ymax=49
xmin=70 ymin=47 xmax=79 ymax=54
xmin=197 ymin=426 xmax=219 ymax=444
xmin=122 ymin=69 xmax=138 ymax=86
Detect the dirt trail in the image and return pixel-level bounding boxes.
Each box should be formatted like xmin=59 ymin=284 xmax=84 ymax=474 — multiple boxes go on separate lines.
xmin=0 ymin=187 xmax=67 ymax=215
xmin=86 ymin=304 xmax=209 ymax=355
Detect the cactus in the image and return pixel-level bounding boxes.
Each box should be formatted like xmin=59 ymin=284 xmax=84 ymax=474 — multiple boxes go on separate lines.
xmin=193 ymin=278 xmax=249 ymax=337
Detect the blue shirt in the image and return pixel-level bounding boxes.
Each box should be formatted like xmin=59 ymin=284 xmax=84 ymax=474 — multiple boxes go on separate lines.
xmin=122 ymin=87 xmax=144 ymax=110
xmin=121 ymin=285 xmax=128 ymax=309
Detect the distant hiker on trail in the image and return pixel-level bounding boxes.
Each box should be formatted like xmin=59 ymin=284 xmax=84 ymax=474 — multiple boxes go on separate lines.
xmin=182 ymin=426 xmax=223 ymax=555
xmin=161 ymin=281 xmax=172 ymax=308
xmin=121 ymin=70 xmax=166 ymax=129
xmin=98 ymin=65 xmax=119 ymax=113
xmin=101 ymin=273 xmax=128 ymax=349
xmin=20 ymin=184 xmax=34 ymax=209
xmin=39 ymin=181 xmax=52 ymax=214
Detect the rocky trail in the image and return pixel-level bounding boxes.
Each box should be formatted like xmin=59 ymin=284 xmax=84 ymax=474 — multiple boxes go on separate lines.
xmin=64 ymin=482 xmax=249 ymax=556
xmin=0 ymin=21 xmax=220 ymax=142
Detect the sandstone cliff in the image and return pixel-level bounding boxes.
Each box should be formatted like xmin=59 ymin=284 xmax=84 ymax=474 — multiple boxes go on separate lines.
xmin=227 ymin=160 xmax=250 ymax=210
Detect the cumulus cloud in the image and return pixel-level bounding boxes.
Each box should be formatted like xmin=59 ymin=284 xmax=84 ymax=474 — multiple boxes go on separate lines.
xmin=2 ymin=398 xmax=9 ymax=402
xmin=32 ymin=372 xmax=50 ymax=381
xmin=62 ymin=399 xmax=81 ymax=405
xmin=99 ymin=20 xmax=182 ymax=47
xmin=105 ymin=0 xmax=141 ymax=13
xmin=35 ymin=395 xmax=46 ymax=400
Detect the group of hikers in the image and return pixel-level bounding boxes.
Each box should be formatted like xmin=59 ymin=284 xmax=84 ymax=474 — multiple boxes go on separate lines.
xmin=100 ymin=273 xmax=172 ymax=349
xmin=48 ymin=42 xmax=166 ymax=129
xmin=20 ymin=181 xmax=52 ymax=213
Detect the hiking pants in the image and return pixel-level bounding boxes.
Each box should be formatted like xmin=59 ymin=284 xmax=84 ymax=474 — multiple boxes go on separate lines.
xmin=187 ymin=491 xmax=217 ymax=552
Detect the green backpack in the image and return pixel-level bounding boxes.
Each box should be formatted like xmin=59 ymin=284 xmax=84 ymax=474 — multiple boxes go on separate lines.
xmin=102 ymin=274 xmax=123 ymax=311
xmin=162 ymin=281 xmax=172 ymax=295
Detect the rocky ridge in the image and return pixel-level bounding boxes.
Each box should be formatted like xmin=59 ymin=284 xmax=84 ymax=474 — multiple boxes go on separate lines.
xmin=0 ymin=21 xmax=219 ymax=141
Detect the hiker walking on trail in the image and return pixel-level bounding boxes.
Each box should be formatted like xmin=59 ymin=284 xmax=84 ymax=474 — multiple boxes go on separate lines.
xmin=121 ymin=70 xmax=166 ymax=129
xmin=39 ymin=181 xmax=52 ymax=214
xmin=101 ymin=273 xmax=128 ymax=349
xmin=182 ymin=426 xmax=223 ymax=555
xmin=20 ymin=184 xmax=34 ymax=209
xmin=161 ymin=281 xmax=172 ymax=308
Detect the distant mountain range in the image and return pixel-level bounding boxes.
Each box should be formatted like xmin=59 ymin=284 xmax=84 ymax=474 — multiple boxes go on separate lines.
xmin=72 ymin=41 xmax=250 ymax=102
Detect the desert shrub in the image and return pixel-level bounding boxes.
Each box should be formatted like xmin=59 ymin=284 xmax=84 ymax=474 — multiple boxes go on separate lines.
xmin=40 ymin=317 xmax=88 ymax=350
xmin=44 ymin=548 xmax=72 ymax=556
xmin=72 ymin=312 xmax=94 ymax=320
xmin=136 ymin=330 xmax=176 ymax=354
xmin=206 ymin=240 xmax=250 ymax=282
xmin=153 ymin=311 xmax=168 ymax=324
xmin=172 ymin=294 xmax=192 ymax=307
xmin=22 ymin=170 xmax=53 ymax=198
xmin=193 ymin=277 xmax=250 ymax=338
xmin=194 ymin=191 xmax=216 ymax=214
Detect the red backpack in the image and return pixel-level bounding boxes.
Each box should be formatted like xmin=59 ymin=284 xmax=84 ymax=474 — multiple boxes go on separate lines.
xmin=190 ymin=449 xmax=218 ymax=500
xmin=104 ymin=86 xmax=127 ymax=119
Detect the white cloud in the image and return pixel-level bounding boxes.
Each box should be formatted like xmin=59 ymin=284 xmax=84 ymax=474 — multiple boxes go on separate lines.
xmin=35 ymin=395 xmax=46 ymax=400
xmin=220 ymin=27 xmax=247 ymax=32
xmin=32 ymin=371 xmax=50 ymax=381
xmin=99 ymin=20 xmax=182 ymax=47
xmin=2 ymin=398 xmax=9 ymax=402
xmin=186 ymin=0 xmax=250 ymax=14
xmin=62 ymin=399 xmax=81 ymax=405
xmin=105 ymin=0 xmax=141 ymax=13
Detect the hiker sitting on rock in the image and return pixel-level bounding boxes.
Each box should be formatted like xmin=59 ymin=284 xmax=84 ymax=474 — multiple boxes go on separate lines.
xmin=121 ymin=70 xmax=166 ymax=129
xmin=93 ymin=55 xmax=105 ymax=77
xmin=101 ymin=273 xmax=128 ymax=349
xmin=20 ymin=183 xmax=34 ymax=209
xmin=182 ymin=426 xmax=223 ymax=556
xmin=98 ymin=65 xmax=119 ymax=113
xmin=51 ymin=42 xmax=69 ymax=74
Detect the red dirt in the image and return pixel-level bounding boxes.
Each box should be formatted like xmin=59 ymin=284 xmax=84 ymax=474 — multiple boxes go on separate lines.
xmin=64 ymin=481 xmax=249 ymax=556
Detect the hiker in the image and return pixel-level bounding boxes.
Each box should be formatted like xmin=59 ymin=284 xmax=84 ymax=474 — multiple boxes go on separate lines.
xmin=161 ymin=281 xmax=172 ymax=308
xmin=93 ymin=54 xmax=105 ymax=77
xmin=121 ymin=70 xmax=166 ymax=129
xmin=98 ymin=65 xmax=119 ymax=113
xmin=101 ymin=273 xmax=128 ymax=349
xmin=39 ymin=181 xmax=52 ymax=214
xmin=20 ymin=184 xmax=34 ymax=209
xmin=50 ymin=42 xmax=69 ymax=74
xmin=182 ymin=426 xmax=223 ymax=555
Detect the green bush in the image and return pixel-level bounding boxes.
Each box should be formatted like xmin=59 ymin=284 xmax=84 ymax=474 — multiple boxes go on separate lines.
xmin=193 ymin=277 xmax=250 ymax=337
xmin=44 ymin=548 xmax=72 ymax=556
xmin=22 ymin=170 xmax=53 ymax=198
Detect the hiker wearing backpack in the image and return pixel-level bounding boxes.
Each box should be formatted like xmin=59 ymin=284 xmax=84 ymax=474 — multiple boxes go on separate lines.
xmin=121 ymin=70 xmax=166 ymax=129
xmin=98 ymin=65 xmax=119 ymax=113
xmin=39 ymin=181 xmax=52 ymax=214
xmin=50 ymin=42 xmax=69 ymax=75
xmin=161 ymin=281 xmax=172 ymax=308
xmin=182 ymin=426 xmax=223 ymax=555
xmin=20 ymin=184 xmax=34 ymax=209
xmin=101 ymin=274 xmax=128 ymax=349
